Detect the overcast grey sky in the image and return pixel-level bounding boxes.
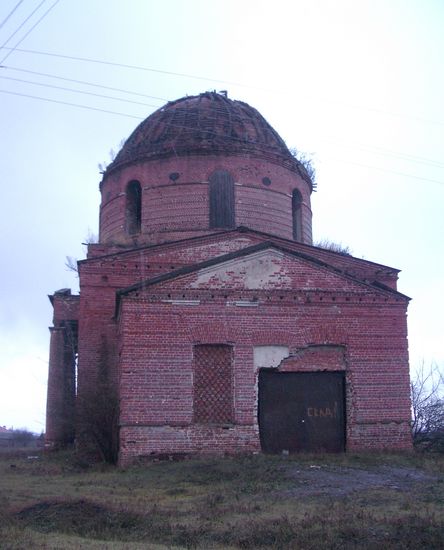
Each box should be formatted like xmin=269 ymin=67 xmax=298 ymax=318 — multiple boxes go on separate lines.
xmin=0 ymin=0 xmax=443 ymax=432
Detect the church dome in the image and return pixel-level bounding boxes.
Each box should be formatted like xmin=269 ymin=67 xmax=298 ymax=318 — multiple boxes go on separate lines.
xmin=99 ymin=91 xmax=314 ymax=246
xmin=106 ymin=91 xmax=311 ymax=186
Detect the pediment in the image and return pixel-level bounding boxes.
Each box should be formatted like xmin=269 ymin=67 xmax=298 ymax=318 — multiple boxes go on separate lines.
xmin=181 ymin=249 xmax=368 ymax=292
xmin=84 ymin=227 xmax=402 ymax=295
xmin=120 ymin=244 xmax=399 ymax=296
xmin=189 ymin=249 xmax=292 ymax=290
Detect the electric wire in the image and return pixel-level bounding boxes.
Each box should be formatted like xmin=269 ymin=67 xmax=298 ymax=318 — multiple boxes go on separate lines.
xmin=0 ymin=0 xmax=25 ymax=32
xmin=367 ymin=148 xmax=444 ymax=169
xmin=319 ymin=157 xmax=444 ymax=186
xmin=0 ymin=89 xmax=143 ymax=119
xmin=3 ymin=63 xmax=442 ymax=172
xmin=1 ymin=42 xmax=442 ymax=186
xmin=0 ymin=45 xmax=235 ymax=85
xmin=2 ymin=65 xmax=168 ymax=101
xmin=0 ymin=75 xmax=161 ymax=108
xmin=1 ymin=86 xmax=442 ymax=187
xmin=0 ymin=87 xmax=299 ymax=148
xmin=313 ymin=135 xmax=444 ymax=170
xmin=2 ymin=46 xmax=444 ymax=128
xmin=0 ymin=0 xmax=46 ymax=50
xmin=0 ymin=0 xmax=61 ymax=65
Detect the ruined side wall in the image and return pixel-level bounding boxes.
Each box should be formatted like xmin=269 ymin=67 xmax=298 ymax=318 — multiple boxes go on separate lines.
xmin=45 ymin=293 xmax=79 ymax=448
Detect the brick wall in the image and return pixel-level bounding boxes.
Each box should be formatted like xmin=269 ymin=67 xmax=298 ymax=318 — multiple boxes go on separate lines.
xmin=67 ymin=229 xmax=411 ymax=463
xmin=117 ymin=286 xmax=411 ymax=464
xmin=47 ymin=93 xmax=411 ymax=460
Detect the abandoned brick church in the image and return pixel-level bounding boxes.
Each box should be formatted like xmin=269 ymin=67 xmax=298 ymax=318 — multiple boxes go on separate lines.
xmin=46 ymin=91 xmax=412 ymax=464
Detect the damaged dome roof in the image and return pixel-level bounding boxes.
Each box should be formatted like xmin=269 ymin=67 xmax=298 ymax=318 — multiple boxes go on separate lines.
xmin=106 ymin=91 xmax=310 ymax=183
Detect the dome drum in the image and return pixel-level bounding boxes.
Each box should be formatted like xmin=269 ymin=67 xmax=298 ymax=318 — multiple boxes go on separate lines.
xmin=100 ymin=92 xmax=313 ymax=246
xmin=99 ymin=153 xmax=313 ymax=246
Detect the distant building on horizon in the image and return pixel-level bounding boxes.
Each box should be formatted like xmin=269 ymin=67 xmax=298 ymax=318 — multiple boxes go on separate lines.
xmin=46 ymin=91 xmax=412 ymax=465
xmin=0 ymin=426 xmax=41 ymax=448
xmin=0 ymin=428 xmax=13 ymax=448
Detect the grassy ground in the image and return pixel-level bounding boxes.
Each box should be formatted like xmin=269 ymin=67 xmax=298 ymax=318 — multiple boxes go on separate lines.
xmin=1 ymin=449 xmax=443 ymax=549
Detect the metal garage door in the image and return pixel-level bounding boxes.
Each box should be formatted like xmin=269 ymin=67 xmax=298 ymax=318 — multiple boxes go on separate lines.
xmin=258 ymin=371 xmax=345 ymax=453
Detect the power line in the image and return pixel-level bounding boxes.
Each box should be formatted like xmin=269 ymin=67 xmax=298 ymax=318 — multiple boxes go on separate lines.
xmin=321 ymin=157 xmax=444 ymax=186
xmin=312 ymin=135 xmax=444 ymax=170
xmin=0 ymin=87 xmax=290 ymax=147
xmin=351 ymin=144 xmax=444 ymax=169
xmin=0 ymin=0 xmax=61 ymax=65
xmin=2 ymin=87 xmax=442 ymax=187
xmin=2 ymin=47 xmax=444 ymax=128
xmin=2 ymin=67 xmax=443 ymax=172
xmin=0 ymin=0 xmax=46 ymax=50
xmin=0 ymin=86 xmax=286 ymax=150
xmin=1 ymin=81 xmax=442 ymax=187
xmin=0 ymin=84 xmax=323 ymax=171
xmin=0 ymin=75 xmax=161 ymax=108
xmin=0 ymin=0 xmax=24 ymax=32
xmin=1 ymin=45 xmax=234 ymax=84
xmin=0 ymin=89 xmax=144 ymax=119
xmin=3 ymin=65 xmax=168 ymax=101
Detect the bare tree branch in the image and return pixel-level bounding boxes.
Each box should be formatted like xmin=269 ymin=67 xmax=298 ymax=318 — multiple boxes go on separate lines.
xmin=65 ymin=256 xmax=78 ymax=274
xmin=411 ymin=361 xmax=444 ymax=451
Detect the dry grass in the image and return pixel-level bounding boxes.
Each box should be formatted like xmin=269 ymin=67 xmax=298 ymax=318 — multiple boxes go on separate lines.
xmin=1 ymin=450 xmax=443 ymax=549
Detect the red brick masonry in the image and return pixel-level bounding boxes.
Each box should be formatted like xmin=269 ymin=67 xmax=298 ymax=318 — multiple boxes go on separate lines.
xmin=46 ymin=92 xmax=412 ymax=464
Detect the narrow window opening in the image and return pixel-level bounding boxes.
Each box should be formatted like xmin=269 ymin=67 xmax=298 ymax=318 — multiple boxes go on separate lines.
xmin=292 ymin=189 xmax=302 ymax=241
xmin=126 ymin=180 xmax=142 ymax=235
xmin=209 ymin=170 xmax=235 ymax=228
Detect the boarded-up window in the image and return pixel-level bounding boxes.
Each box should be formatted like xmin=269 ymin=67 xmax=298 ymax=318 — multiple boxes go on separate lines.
xmin=126 ymin=180 xmax=142 ymax=235
xmin=292 ymin=189 xmax=302 ymax=241
xmin=193 ymin=344 xmax=233 ymax=423
xmin=209 ymin=170 xmax=235 ymax=228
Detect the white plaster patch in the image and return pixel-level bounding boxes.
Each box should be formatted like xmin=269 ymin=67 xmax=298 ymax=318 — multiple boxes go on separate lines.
xmin=190 ymin=250 xmax=291 ymax=289
xmin=254 ymin=345 xmax=290 ymax=369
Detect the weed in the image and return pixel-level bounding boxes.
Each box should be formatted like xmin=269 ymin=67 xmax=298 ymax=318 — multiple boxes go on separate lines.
xmin=1 ymin=450 xmax=443 ymax=548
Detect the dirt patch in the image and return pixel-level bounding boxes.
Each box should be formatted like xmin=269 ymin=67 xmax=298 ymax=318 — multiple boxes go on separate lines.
xmin=284 ymin=464 xmax=438 ymax=497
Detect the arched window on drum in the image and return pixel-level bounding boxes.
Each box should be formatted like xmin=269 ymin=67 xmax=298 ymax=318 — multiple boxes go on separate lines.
xmin=292 ymin=189 xmax=302 ymax=241
xmin=209 ymin=170 xmax=235 ymax=229
xmin=126 ymin=180 xmax=142 ymax=235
